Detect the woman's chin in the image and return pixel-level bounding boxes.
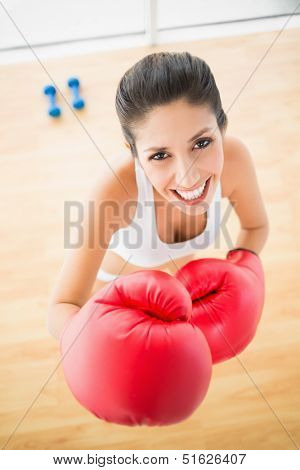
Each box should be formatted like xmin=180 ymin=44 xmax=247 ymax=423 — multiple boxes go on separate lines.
xmin=175 ymin=202 xmax=209 ymax=216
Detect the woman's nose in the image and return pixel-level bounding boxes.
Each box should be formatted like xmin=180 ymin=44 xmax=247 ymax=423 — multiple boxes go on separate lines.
xmin=175 ymin=159 xmax=201 ymax=189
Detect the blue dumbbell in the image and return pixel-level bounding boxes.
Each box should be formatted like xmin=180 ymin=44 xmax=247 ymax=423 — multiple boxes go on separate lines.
xmin=67 ymin=77 xmax=85 ymax=109
xmin=43 ymin=85 xmax=61 ymax=117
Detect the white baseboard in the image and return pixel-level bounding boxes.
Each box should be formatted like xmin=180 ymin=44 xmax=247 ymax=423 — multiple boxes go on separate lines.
xmin=0 ymin=14 xmax=299 ymax=65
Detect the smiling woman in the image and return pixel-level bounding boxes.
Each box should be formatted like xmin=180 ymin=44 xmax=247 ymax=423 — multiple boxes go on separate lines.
xmin=116 ymin=53 xmax=227 ymax=220
xmin=46 ymin=49 xmax=269 ymax=431
xmin=84 ymin=52 xmax=230 ymax=287
xmin=91 ymin=51 xmax=268 ymax=284
xmin=48 ymin=52 xmax=268 ymax=359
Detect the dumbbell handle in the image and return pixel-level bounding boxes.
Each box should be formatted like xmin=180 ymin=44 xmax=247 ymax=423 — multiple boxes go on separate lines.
xmin=43 ymin=85 xmax=61 ymax=118
xmin=68 ymin=77 xmax=85 ymax=109
xmin=48 ymin=93 xmax=56 ymax=108
xmin=70 ymin=85 xmax=80 ymax=101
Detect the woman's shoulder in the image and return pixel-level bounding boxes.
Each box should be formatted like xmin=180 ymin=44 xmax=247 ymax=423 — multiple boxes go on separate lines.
xmin=118 ymin=153 xmax=138 ymax=198
xmin=90 ymin=153 xmax=138 ymax=229
xmin=221 ymin=134 xmax=252 ymax=199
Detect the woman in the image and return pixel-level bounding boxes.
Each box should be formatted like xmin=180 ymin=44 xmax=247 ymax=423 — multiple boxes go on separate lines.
xmin=47 ymin=51 xmax=269 ymax=341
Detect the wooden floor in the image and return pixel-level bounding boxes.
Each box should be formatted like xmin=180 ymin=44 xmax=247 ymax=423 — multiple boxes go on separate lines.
xmin=0 ymin=27 xmax=299 ymax=450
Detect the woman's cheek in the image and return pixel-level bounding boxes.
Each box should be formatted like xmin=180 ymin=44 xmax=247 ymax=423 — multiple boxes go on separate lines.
xmin=209 ymin=149 xmax=224 ymax=174
xmin=144 ymin=169 xmax=163 ymax=192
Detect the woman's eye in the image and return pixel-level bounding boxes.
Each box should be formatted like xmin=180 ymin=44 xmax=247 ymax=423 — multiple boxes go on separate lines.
xmin=151 ymin=152 xmax=168 ymax=161
xmin=149 ymin=138 xmax=211 ymax=161
xmin=195 ymin=138 xmax=211 ymax=150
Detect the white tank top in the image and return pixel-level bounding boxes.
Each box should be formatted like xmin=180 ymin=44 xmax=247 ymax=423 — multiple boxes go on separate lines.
xmin=102 ymin=157 xmax=222 ymax=267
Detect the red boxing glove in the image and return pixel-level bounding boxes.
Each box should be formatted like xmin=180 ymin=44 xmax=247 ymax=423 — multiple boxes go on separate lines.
xmin=60 ymin=270 xmax=212 ymax=426
xmin=175 ymin=248 xmax=265 ymax=364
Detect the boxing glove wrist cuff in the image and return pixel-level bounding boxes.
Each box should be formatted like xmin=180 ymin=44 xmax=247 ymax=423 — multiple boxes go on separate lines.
xmin=227 ymin=247 xmax=258 ymax=257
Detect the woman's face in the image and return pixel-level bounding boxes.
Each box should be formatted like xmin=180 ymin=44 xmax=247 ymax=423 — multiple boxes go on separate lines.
xmin=134 ymin=99 xmax=225 ymax=215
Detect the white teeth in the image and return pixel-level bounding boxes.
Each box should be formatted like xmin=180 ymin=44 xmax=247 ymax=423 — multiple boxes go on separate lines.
xmin=176 ymin=179 xmax=208 ymax=200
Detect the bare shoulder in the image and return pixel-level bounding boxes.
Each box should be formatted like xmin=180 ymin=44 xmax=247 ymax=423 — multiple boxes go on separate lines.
xmin=221 ymin=134 xmax=268 ymax=229
xmin=90 ymin=153 xmax=138 ymax=229
xmin=221 ymin=134 xmax=254 ymax=199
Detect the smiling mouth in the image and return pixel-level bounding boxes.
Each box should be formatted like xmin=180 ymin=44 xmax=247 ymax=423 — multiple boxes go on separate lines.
xmin=170 ymin=176 xmax=212 ymax=205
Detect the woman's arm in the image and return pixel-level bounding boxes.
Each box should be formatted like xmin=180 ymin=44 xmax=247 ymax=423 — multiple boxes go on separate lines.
xmin=234 ymin=226 xmax=269 ymax=255
xmin=47 ymin=166 xmax=130 ymax=341
xmin=235 ymin=226 xmax=269 ymax=254
xmin=227 ymin=137 xmax=269 ymax=255
xmin=47 ymin=303 xmax=81 ymax=342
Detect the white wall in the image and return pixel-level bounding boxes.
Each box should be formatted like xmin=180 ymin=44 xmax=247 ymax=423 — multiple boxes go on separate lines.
xmin=0 ymin=0 xmax=299 ymax=63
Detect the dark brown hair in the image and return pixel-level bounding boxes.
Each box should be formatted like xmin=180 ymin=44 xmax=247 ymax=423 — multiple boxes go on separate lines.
xmin=115 ymin=51 xmax=228 ymax=158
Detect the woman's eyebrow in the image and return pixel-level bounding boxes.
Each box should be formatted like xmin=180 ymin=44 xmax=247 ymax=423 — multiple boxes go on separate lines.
xmin=144 ymin=126 xmax=213 ymax=153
